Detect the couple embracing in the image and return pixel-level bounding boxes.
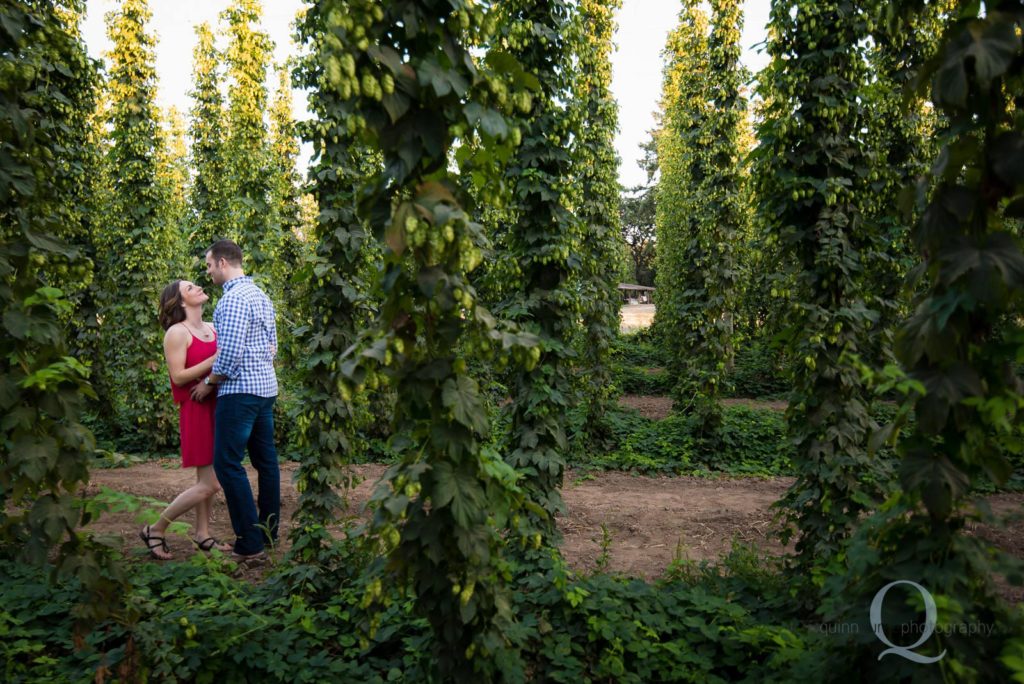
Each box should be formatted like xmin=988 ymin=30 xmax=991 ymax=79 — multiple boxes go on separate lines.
xmin=141 ymin=239 xmax=279 ymax=562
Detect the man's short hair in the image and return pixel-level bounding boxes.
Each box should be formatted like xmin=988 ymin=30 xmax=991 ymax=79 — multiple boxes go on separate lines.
xmin=206 ymin=239 xmax=243 ymax=266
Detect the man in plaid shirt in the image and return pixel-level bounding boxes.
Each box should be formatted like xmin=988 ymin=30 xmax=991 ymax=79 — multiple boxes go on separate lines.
xmin=196 ymin=239 xmax=280 ymax=560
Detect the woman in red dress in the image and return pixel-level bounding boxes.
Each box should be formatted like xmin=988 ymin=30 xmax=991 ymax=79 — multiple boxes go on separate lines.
xmin=139 ymin=280 xmax=230 ymax=559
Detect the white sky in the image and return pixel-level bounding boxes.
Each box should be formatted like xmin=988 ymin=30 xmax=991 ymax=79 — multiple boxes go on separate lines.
xmin=81 ymin=0 xmax=771 ymax=190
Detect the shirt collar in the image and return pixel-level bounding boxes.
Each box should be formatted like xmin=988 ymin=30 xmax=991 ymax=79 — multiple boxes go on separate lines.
xmin=223 ymin=275 xmax=252 ymax=293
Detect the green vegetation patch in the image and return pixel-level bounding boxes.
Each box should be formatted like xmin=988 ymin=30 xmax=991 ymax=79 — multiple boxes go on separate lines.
xmin=576 ymin=405 xmax=792 ymax=477
xmin=0 ymin=542 xmax=833 ymax=683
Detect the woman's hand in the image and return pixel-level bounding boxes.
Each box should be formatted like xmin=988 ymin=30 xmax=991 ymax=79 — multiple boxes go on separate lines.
xmin=191 ymin=380 xmax=215 ymax=403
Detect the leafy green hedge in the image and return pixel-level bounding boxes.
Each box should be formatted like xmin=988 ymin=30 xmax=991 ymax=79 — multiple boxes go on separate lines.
xmin=0 ymin=554 xmax=426 ymax=682
xmin=579 ymin=405 xmax=792 ymax=476
xmin=725 ymin=341 xmax=789 ymax=399
xmin=611 ymin=331 xmax=789 ymax=399
xmin=0 ymin=543 xmax=834 ymax=683
xmin=611 ymin=331 xmax=671 ymax=369
xmin=611 ymin=363 xmax=673 ymax=395
xmin=568 ymin=402 xmax=925 ymax=483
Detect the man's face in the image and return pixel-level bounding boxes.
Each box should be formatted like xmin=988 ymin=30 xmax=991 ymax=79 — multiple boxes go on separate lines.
xmin=205 ymin=252 xmax=225 ymax=285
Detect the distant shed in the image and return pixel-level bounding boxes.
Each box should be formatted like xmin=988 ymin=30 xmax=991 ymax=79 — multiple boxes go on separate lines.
xmin=618 ymin=283 xmax=654 ymax=304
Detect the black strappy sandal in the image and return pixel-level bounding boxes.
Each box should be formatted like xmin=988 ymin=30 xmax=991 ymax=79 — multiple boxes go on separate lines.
xmin=139 ymin=525 xmax=171 ymax=560
xmin=192 ymin=537 xmax=230 ymax=553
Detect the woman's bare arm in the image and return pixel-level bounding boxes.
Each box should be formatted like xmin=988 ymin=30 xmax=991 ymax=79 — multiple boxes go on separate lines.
xmin=163 ymin=325 xmax=216 ymax=386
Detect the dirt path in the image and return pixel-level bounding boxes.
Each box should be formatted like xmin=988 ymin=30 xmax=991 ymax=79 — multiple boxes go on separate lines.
xmin=559 ymin=470 xmax=791 ymax=574
xmin=84 ymin=462 xmax=1024 ymax=591
xmin=617 ymin=395 xmax=787 ymax=420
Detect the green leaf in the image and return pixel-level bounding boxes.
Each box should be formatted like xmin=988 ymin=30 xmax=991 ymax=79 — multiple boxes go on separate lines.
xmin=964 ymin=18 xmax=1019 ymax=84
xmin=941 ymin=232 xmax=1024 ymax=292
xmin=483 ymin=50 xmax=518 ymax=74
xmin=368 ymin=45 xmax=404 ymax=74
xmin=463 ymin=102 xmax=484 ymax=127
xmin=442 ymin=375 xmax=488 ymax=435
xmin=384 ymin=213 xmax=407 ymax=256
xmin=24 ymin=228 xmax=73 ymax=257
xmin=932 ymin=60 xmax=967 ymax=109
xmin=992 ymin=132 xmax=1024 ymax=186
xmin=868 ymin=422 xmax=895 ymax=456
xmin=980 ymin=451 xmax=1012 ymax=485
xmin=28 ymin=495 xmax=75 ymax=544
xmin=12 ymin=436 xmax=56 ymax=484
xmin=416 ymin=266 xmax=444 ymax=297
xmin=958 ymin=0 xmax=981 ymax=19
xmin=1 ymin=405 xmax=36 ymax=431
xmin=24 ymin=286 xmax=65 ymax=307
xmin=384 ymin=494 xmax=409 ymax=516
xmin=1005 ymin=196 xmax=1024 ymax=219
xmin=900 ymin=447 xmax=970 ymax=519
xmin=382 ymin=92 xmax=411 ymax=123
xmin=431 ymin=462 xmax=455 ymax=509
xmin=478 ymin=110 xmax=507 ymax=140
xmin=3 ymin=308 xmax=30 ymax=339
xmin=449 ymin=466 xmax=486 ymax=529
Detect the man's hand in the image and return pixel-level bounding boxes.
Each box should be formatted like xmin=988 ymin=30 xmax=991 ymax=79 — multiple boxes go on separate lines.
xmin=191 ymin=380 xmax=215 ymax=403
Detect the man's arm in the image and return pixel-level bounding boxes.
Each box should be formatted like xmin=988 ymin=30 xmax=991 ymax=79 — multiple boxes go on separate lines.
xmin=210 ymin=294 xmax=247 ymax=383
xmin=268 ymin=297 xmax=278 ymax=358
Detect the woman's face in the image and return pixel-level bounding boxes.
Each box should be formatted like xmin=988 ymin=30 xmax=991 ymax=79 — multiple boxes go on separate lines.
xmin=178 ymin=280 xmax=209 ymax=308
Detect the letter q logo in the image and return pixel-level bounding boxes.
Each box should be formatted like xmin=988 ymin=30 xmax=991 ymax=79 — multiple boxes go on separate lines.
xmin=870 ymin=580 xmax=946 ymax=664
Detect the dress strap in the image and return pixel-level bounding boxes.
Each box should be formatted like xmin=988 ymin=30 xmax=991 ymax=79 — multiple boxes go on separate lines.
xmin=182 ymin=322 xmax=214 ymax=341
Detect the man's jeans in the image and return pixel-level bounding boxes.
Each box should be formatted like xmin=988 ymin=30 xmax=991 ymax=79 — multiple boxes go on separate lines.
xmin=213 ymin=394 xmax=280 ymax=555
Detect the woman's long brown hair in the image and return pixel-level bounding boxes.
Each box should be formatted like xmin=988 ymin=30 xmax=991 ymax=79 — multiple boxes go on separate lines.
xmin=158 ymin=280 xmax=185 ymax=331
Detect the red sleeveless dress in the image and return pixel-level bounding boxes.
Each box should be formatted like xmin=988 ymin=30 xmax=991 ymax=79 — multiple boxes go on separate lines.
xmin=170 ymin=331 xmax=217 ymax=468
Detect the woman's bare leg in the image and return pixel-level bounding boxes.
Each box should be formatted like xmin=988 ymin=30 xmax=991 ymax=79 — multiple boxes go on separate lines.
xmin=151 ymin=465 xmax=220 ymax=536
xmin=195 ymin=496 xmax=211 ymax=539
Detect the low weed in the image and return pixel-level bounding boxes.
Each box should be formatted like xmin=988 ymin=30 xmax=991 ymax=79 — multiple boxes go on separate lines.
xmin=0 ymin=541 xmax=832 ymax=682
xmin=575 ymin=405 xmax=791 ymax=477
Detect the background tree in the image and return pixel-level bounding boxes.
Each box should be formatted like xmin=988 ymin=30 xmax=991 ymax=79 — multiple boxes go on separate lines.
xmin=753 ymin=0 xmax=885 ymax=579
xmin=655 ymin=0 xmax=746 ymax=433
xmin=93 ymin=0 xmax=181 ymax=448
xmin=620 ymin=189 xmax=656 ymax=286
xmin=621 ymin=136 xmax=657 ymax=287
xmin=36 ymin=2 xmax=104 ymax=374
xmin=499 ymin=0 xmax=579 ymax=541
xmin=287 ymin=6 xmax=377 ymax=573
xmin=1 ymin=0 xmax=126 ymax=623
xmin=856 ymin=3 xmax=945 ymax=367
xmin=267 ymin=63 xmax=305 ymax=390
xmin=158 ymin=105 xmax=189 ymax=276
xmin=187 ymin=21 xmax=229 ymax=255
xmin=688 ymin=0 xmax=745 ymax=430
xmin=269 ymin=64 xmax=311 ymax=367
xmin=821 ymin=2 xmax=1024 ymax=679
xmin=269 ymin=65 xmax=302 ymax=248
xmin=572 ymin=0 xmax=624 ymax=448
xmin=316 ymin=1 xmax=541 ymax=677
xmin=222 ymin=0 xmax=278 ymax=287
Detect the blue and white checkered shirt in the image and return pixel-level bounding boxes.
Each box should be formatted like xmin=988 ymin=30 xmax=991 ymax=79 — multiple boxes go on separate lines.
xmin=212 ymin=276 xmax=278 ymax=398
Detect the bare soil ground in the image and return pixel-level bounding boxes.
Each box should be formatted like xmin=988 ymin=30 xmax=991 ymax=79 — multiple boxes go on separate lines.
xmin=617 ymin=395 xmax=787 ymax=420
xmin=83 ymin=461 xmax=791 ymax=578
xmin=78 ymin=382 xmax=1023 ymax=599
xmin=83 ymin=460 xmax=1024 ymax=599
xmin=618 ymin=394 xmax=674 ymax=419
